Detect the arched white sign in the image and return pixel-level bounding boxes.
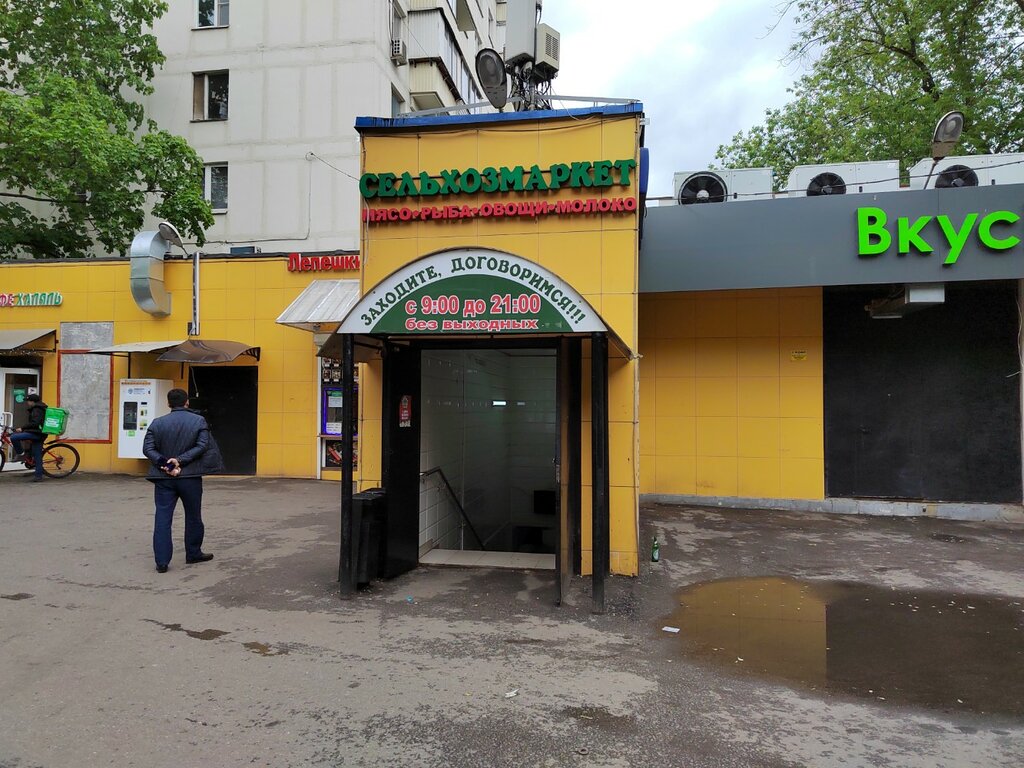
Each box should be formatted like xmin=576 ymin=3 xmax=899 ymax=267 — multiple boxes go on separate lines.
xmin=339 ymin=249 xmax=607 ymax=335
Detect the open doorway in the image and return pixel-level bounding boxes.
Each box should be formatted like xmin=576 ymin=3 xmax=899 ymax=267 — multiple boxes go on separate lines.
xmin=0 ymin=365 xmax=41 ymax=472
xmin=418 ymin=347 xmax=557 ymax=568
xmin=188 ymin=366 xmax=258 ymax=475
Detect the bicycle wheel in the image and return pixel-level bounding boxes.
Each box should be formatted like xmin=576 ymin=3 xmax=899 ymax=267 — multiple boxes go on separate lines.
xmin=41 ymin=443 xmax=80 ymax=478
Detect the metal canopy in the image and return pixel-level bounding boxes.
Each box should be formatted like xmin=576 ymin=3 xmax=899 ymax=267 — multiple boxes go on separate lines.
xmin=155 ymin=339 xmax=260 ymax=364
xmin=0 ymin=328 xmax=57 ymax=353
xmin=276 ymin=279 xmax=361 ymax=334
xmin=88 ymin=340 xmax=184 ymax=356
xmin=88 ymin=339 xmax=259 ymax=364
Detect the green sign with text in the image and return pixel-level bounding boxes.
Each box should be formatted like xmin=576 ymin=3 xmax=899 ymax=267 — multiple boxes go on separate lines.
xmin=858 ymin=206 xmax=1021 ymax=266
xmin=360 ymin=159 xmax=636 ymax=200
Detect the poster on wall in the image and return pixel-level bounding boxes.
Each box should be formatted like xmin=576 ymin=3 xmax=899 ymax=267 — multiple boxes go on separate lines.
xmin=324 ymin=439 xmax=358 ymax=471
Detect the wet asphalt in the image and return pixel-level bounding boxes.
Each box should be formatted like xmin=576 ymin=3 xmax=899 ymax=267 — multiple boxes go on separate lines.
xmin=0 ymin=472 xmax=1022 ymax=767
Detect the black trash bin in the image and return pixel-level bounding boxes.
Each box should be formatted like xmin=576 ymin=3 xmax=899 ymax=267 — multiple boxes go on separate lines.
xmin=353 ymin=488 xmax=387 ymax=586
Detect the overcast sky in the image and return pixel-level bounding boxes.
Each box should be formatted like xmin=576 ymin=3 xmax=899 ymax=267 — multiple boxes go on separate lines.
xmin=538 ymin=0 xmax=803 ymax=198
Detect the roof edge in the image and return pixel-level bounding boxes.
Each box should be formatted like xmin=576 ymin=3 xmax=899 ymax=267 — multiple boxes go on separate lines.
xmin=356 ymin=102 xmax=644 ymax=131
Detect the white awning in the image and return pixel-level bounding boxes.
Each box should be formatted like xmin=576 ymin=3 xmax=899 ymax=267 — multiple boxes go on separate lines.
xmin=0 ymin=328 xmax=56 ymax=352
xmin=276 ymin=279 xmax=361 ymax=333
xmin=88 ymin=340 xmax=185 ymax=355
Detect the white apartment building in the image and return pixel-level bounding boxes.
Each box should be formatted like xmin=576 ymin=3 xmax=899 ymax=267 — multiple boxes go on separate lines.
xmin=144 ymin=0 xmax=507 ymax=255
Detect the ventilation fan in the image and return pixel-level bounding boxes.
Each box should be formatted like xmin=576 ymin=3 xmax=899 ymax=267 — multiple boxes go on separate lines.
xmin=806 ymin=172 xmax=847 ymax=196
xmin=936 ymin=164 xmax=979 ymax=189
xmin=677 ymin=172 xmax=727 ymax=204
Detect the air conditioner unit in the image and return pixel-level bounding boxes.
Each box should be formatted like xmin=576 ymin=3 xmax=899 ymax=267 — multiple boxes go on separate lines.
xmin=391 ymin=39 xmax=407 ymax=65
xmin=866 ymin=284 xmax=945 ymax=319
xmin=787 ymin=161 xmax=899 ymax=197
xmin=672 ymin=168 xmax=773 ymax=205
xmin=533 ymin=23 xmax=560 ymax=79
xmin=906 ymin=153 xmax=1024 ymax=190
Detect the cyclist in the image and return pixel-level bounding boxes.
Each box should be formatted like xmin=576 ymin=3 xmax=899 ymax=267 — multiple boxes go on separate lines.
xmin=10 ymin=393 xmax=47 ymax=482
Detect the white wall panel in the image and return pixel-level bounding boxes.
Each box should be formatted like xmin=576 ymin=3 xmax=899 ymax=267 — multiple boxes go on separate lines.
xmin=303 ymin=65 xmax=334 ymax=139
xmin=266 ymin=2 xmax=303 ymax=47
xmin=228 ymin=69 xmax=264 ymax=143
xmin=264 ymin=161 xmax=305 ymax=236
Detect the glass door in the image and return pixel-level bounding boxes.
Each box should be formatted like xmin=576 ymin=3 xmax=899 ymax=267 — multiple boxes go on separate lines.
xmin=1 ymin=367 xmax=41 ymax=468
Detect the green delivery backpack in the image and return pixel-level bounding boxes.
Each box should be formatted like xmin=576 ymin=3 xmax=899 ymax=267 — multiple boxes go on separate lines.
xmin=41 ymin=407 xmax=69 ymax=436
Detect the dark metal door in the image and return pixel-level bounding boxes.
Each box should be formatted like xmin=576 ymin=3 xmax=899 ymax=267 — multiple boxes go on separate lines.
xmin=382 ymin=343 xmax=421 ymax=578
xmin=188 ymin=367 xmax=258 ymax=475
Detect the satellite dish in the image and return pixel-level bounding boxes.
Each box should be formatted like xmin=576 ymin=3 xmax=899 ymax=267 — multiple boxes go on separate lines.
xmin=475 ymin=48 xmax=508 ymax=110
xmin=806 ymin=172 xmax=847 ymax=197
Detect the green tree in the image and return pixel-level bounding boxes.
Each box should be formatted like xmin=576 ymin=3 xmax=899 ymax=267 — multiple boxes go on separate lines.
xmin=0 ymin=0 xmax=213 ymax=259
xmin=716 ymin=0 xmax=1024 ymax=189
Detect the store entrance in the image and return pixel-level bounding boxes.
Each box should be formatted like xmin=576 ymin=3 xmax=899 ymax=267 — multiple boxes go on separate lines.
xmin=418 ymin=347 xmax=558 ymax=566
xmin=0 ymin=366 xmax=41 ymax=472
xmin=379 ymin=339 xmax=571 ymax=583
xmin=188 ymin=367 xmax=258 ymax=475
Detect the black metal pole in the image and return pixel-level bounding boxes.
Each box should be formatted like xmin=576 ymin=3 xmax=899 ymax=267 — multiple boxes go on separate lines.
xmin=591 ymin=333 xmax=609 ymax=614
xmin=339 ymin=334 xmax=356 ymax=596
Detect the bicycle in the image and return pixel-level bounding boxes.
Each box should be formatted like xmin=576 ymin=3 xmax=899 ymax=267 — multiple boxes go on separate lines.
xmin=0 ymin=422 xmax=81 ymax=479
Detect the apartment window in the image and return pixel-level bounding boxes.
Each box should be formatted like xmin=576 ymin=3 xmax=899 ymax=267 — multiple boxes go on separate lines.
xmin=441 ymin=26 xmax=481 ymax=103
xmin=204 ymin=164 xmax=228 ymax=212
xmin=196 ymin=0 xmax=229 ymax=28
xmin=390 ymin=1 xmax=405 ymax=40
xmin=391 ymin=88 xmax=405 ymax=118
xmin=193 ymin=72 xmax=229 ymax=120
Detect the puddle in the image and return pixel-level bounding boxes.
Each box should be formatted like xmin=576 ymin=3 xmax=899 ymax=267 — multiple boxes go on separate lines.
xmin=1 ymin=593 xmax=34 ymax=601
xmin=243 ymin=641 xmax=289 ymax=657
xmin=144 ymin=619 xmax=230 ymax=641
xmin=663 ymin=577 xmax=1024 ymax=716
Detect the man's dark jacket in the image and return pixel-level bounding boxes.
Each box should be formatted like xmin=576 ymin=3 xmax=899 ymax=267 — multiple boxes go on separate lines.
xmin=142 ymin=407 xmax=223 ymax=480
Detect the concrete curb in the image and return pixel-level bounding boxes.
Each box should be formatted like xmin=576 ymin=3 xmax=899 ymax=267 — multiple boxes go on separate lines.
xmin=641 ymin=493 xmax=1024 ymax=524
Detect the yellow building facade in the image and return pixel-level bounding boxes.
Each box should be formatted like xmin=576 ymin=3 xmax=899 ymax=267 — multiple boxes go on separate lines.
xmin=0 ymin=255 xmax=358 ymax=479
xmin=3 ymin=103 xmax=863 ymax=607
xmin=638 ymin=289 xmax=824 ymax=501
xmin=348 ymin=106 xmax=644 ymax=583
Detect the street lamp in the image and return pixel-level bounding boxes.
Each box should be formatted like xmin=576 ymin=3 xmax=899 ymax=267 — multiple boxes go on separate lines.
xmin=158 ymin=221 xmax=200 ymax=336
xmin=922 ymin=111 xmax=965 ymax=189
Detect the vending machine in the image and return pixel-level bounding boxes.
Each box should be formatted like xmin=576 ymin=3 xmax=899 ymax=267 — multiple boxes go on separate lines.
xmin=320 ymin=358 xmax=357 ymax=471
xmin=118 ymin=379 xmax=173 ymax=459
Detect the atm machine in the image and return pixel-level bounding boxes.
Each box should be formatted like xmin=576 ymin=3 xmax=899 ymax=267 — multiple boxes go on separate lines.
xmin=118 ymin=379 xmax=172 ymax=459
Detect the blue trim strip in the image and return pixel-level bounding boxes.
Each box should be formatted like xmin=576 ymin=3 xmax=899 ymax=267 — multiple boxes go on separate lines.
xmin=355 ymin=103 xmax=643 ymax=130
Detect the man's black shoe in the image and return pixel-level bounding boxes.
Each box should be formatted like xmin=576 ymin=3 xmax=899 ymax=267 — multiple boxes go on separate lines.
xmin=156 ymin=565 xmax=169 ymax=573
xmin=186 ymin=553 xmax=214 ymax=564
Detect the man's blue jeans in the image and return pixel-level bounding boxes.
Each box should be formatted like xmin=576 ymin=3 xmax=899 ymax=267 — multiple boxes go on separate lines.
xmin=10 ymin=432 xmax=44 ymax=478
xmin=152 ymin=477 xmax=204 ymax=567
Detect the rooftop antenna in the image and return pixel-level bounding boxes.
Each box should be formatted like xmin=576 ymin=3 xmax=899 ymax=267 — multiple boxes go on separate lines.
xmin=475 ymin=0 xmax=559 ymax=111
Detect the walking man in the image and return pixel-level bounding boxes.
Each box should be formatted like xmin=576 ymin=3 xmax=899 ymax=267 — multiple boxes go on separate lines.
xmin=143 ymin=388 xmax=219 ymax=573
xmin=10 ymin=393 xmax=47 ymax=482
